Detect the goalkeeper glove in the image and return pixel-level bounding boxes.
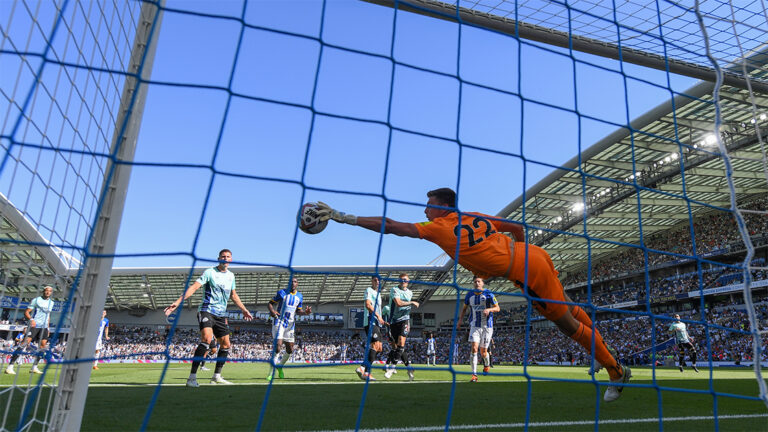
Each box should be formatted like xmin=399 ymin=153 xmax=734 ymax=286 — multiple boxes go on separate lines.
xmin=316 ymin=202 xmax=357 ymax=225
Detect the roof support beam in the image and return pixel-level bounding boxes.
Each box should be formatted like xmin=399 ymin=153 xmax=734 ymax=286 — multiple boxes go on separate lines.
xmin=315 ymin=273 xmax=329 ymax=305
xmin=361 ymin=0 xmax=768 ymax=94
xmin=586 ymin=159 xmax=638 ymax=171
xmin=657 ymin=184 xmax=768 ymax=194
xmin=344 ymin=275 xmax=360 ymax=304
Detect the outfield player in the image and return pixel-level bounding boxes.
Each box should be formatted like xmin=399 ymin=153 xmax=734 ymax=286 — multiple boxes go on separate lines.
xmin=93 ymin=310 xmax=109 ymax=370
xmin=488 ymin=338 xmax=495 ymax=368
xmin=457 ymin=276 xmax=500 ymax=381
xmin=452 ymin=340 xmax=460 ymax=365
xmin=13 ymin=330 xmax=25 ymax=355
xmin=425 ymin=332 xmax=437 ymax=366
xmin=5 ymin=286 xmax=55 ymax=375
xmin=165 ymin=248 xmax=253 ymax=387
xmin=383 ymin=273 xmax=419 ymax=380
xmin=10 ymin=329 xmax=25 ymax=362
xmin=317 ymin=188 xmax=630 ymax=401
xmin=267 ymin=276 xmax=312 ymax=381
xmin=355 ymin=276 xmax=386 ymax=381
xmin=669 ymin=314 xmax=699 ymax=373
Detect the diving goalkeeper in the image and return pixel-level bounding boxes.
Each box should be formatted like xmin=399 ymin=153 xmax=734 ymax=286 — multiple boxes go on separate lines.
xmin=316 ymin=187 xmax=630 ymax=402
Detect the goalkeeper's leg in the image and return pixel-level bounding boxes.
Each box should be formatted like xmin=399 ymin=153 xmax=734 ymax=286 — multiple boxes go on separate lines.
xmin=512 ymin=244 xmax=623 ymax=381
xmin=566 ymin=294 xmax=594 ymax=329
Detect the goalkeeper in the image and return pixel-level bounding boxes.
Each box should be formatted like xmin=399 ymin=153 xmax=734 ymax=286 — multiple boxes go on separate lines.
xmin=316 ymin=187 xmax=630 ymax=402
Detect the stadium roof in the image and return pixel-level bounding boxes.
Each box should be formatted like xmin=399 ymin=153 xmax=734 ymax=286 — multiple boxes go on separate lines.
xmin=497 ymin=77 xmax=768 ymax=278
xmin=0 ymin=193 xmax=77 ymax=299
xmin=107 ymin=265 xmax=468 ymax=311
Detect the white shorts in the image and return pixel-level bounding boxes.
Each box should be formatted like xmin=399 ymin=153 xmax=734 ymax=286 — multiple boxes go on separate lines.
xmin=468 ymin=327 xmax=493 ymax=348
xmin=95 ymin=339 xmax=103 ymax=351
xmin=427 ymin=350 xmax=435 ymax=355
xmin=272 ymin=324 xmax=295 ymax=343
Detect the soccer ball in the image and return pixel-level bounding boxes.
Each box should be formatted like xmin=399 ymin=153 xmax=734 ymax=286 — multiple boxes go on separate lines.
xmin=299 ymin=202 xmax=328 ymax=234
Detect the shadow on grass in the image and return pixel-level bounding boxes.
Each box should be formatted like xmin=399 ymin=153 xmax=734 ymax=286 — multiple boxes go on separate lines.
xmin=73 ymin=379 xmax=768 ymax=431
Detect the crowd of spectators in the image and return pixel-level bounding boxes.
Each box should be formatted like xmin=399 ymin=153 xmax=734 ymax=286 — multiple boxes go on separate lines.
xmin=562 ymin=197 xmax=768 ymax=286
xmin=92 ymin=299 xmax=766 ymax=368
xmin=565 ymin=263 xmax=768 ymax=309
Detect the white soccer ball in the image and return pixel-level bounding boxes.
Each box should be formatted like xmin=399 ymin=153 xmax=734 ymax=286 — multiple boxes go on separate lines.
xmin=299 ymin=202 xmax=328 ymax=234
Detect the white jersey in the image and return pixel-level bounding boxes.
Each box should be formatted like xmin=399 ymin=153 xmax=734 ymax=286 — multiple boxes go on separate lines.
xmin=426 ymin=337 xmax=436 ymax=354
xmin=669 ymin=321 xmax=691 ymax=344
xmin=464 ymin=290 xmax=497 ymax=329
xmin=272 ymin=289 xmax=304 ymax=331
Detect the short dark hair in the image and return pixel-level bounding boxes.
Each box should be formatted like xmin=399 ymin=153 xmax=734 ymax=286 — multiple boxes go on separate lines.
xmin=427 ymin=188 xmax=456 ymax=207
xmin=218 ymin=249 xmax=232 ymax=257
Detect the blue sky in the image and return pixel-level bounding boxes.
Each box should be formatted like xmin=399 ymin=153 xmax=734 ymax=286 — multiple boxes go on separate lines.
xmin=112 ymin=0 xmax=700 ymax=269
xmin=0 ymin=0 xmax=699 ymax=270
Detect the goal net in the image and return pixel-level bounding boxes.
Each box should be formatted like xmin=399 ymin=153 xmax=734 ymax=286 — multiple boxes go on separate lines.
xmin=1 ymin=0 xmax=766 ymax=430
xmin=1 ymin=0 xmax=159 ymax=430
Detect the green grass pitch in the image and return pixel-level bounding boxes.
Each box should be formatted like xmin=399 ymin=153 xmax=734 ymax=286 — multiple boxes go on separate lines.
xmin=2 ymin=363 xmax=766 ymax=431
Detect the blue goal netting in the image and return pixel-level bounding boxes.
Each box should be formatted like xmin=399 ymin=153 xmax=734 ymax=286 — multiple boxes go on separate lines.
xmin=1 ymin=0 xmax=767 ymax=430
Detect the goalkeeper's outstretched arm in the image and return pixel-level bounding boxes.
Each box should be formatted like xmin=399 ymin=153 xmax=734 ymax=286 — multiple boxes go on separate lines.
xmin=316 ymin=202 xmax=419 ymax=238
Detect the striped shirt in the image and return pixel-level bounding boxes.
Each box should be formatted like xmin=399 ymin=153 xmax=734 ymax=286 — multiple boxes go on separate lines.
xmin=464 ymin=289 xmax=498 ymax=329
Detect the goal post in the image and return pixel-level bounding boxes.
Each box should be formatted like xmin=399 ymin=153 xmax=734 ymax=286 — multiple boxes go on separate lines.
xmin=48 ymin=2 xmax=164 ymax=431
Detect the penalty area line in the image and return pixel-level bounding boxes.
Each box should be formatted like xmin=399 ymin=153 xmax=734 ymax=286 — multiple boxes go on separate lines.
xmin=310 ymin=413 xmax=768 ymax=432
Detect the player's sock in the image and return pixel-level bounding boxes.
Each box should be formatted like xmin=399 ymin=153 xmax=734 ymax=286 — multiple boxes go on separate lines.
xmin=571 ymin=322 xmax=622 ymax=381
xmin=191 ymin=343 xmax=209 ymax=374
xmin=391 ymin=347 xmax=402 ymax=367
xmin=271 ymin=351 xmax=281 ymax=368
xmin=471 ymin=353 xmax=478 ymax=374
xmin=571 ymin=305 xmax=593 ymax=328
xmin=386 ymin=349 xmax=396 ymax=369
xmin=482 ymin=353 xmax=490 ymax=367
xmin=366 ymin=348 xmax=377 ymax=373
xmin=188 ymin=372 xmax=197 ymax=380
xmin=214 ymin=348 xmax=228 ymax=374
xmin=8 ymin=345 xmax=24 ymax=366
xmin=690 ymin=350 xmax=698 ymax=365
xmin=400 ymin=349 xmax=410 ymax=367
xmin=279 ymin=351 xmax=290 ymax=366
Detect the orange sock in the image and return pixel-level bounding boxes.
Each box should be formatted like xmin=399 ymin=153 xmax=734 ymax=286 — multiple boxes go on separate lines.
xmin=571 ymin=305 xmax=593 ymax=328
xmin=572 ymin=322 xmax=622 ymax=380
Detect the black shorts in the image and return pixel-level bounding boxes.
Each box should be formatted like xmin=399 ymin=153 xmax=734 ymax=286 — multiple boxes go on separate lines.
xmin=24 ymin=327 xmax=49 ymax=343
xmin=390 ymin=320 xmax=410 ymax=339
xmin=363 ymin=325 xmax=382 ymax=344
xmin=198 ymin=311 xmax=230 ymax=338
xmin=678 ymin=342 xmax=695 ymax=352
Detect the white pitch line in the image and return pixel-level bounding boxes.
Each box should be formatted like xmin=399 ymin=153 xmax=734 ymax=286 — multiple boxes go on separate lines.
xmin=309 ymin=414 xmax=768 ymax=432
xmin=80 ymin=380 xmax=472 ymax=387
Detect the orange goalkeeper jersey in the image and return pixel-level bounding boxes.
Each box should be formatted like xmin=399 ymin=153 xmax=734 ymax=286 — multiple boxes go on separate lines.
xmin=414 ymin=212 xmax=514 ymax=279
